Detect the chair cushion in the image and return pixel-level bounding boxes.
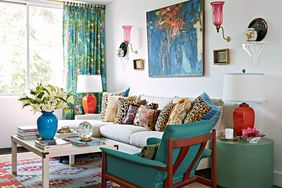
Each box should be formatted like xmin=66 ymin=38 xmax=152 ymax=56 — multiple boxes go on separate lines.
xmin=155 ymin=121 xmax=215 ymax=177
xmin=130 ymin=131 xmax=163 ymax=148
xmin=100 ymin=124 xmax=146 ymax=144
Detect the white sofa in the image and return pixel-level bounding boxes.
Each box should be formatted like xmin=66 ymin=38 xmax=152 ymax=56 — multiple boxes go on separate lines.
xmin=59 ymin=95 xmax=236 ymax=156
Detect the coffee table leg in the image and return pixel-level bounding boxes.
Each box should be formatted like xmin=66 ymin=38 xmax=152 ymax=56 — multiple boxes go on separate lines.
xmin=69 ymin=155 xmax=75 ymax=166
xmin=42 ymin=155 xmax=49 ymax=188
xmin=11 ymin=139 xmax=17 ymax=176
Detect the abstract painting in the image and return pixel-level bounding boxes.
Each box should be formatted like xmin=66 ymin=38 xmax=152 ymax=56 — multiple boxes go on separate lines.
xmin=146 ymin=0 xmax=204 ymax=77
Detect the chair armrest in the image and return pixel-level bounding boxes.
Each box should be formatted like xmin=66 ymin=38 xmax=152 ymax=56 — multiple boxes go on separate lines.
xmin=75 ymin=114 xmax=101 ymax=120
xmin=147 ymin=138 xmax=162 ymax=145
xmin=100 ymin=147 xmax=167 ymax=169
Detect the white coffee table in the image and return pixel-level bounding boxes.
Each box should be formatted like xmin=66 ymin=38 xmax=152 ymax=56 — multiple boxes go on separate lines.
xmin=11 ymin=135 xmax=118 ymax=188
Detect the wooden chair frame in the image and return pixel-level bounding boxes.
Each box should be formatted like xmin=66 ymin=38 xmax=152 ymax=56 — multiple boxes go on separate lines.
xmin=102 ymin=129 xmax=216 ymax=188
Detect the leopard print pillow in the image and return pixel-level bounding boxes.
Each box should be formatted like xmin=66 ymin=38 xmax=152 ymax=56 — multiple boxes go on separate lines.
xmin=155 ymin=102 xmax=175 ymax=132
xmin=114 ymin=96 xmax=137 ymax=124
xmin=100 ymin=91 xmax=126 ymax=120
xmin=184 ymin=96 xmax=212 ymax=123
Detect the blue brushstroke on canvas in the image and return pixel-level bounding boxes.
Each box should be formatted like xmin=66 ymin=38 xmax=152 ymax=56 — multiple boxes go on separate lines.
xmin=147 ymin=0 xmax=203 ymax=77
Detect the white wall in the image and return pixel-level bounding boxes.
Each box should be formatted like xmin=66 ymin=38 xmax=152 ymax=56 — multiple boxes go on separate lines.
xmin=0 ymin=96 xmax=62 ymax=148
xmin=105 ymin=0 xmax=282 ymax=185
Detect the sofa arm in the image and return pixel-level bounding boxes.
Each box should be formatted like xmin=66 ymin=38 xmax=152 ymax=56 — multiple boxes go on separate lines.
xmin=147 ymin=138 xmax=162 ymax=145
xmin=75 ymin=114 xmax=101 ymax=120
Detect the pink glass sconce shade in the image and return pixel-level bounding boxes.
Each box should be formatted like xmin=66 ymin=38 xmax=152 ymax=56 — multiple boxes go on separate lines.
xmin=122 ymin=25 xmax=132 ymax=43
xmin=210 ymin=1 xmax=224 ymax=32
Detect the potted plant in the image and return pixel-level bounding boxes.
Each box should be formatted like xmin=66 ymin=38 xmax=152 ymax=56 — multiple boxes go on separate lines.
xmin=241 ymin=127 xmax=265 ymax=144
xmin=19 ymin=83 xmax=74 ymax=140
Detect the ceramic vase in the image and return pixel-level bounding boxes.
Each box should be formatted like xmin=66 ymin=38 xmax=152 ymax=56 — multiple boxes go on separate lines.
xmin=248 ymin=137 xmax=261 ymax=144
xmin=37 ymin=111 xmax=58 ymax=140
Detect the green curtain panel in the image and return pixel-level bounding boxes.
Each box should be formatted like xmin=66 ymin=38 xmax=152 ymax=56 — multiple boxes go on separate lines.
xmin=62 ymin=3 xmax=106 ymax=120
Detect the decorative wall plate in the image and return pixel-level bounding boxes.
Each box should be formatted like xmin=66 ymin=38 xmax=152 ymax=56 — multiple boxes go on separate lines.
xmin=248 ymin=18 xmax=268 ymax=41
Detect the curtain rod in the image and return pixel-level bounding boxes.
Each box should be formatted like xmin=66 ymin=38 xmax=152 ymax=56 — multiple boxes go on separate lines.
xmin=48 ymin=0 xmax=105 ymax=8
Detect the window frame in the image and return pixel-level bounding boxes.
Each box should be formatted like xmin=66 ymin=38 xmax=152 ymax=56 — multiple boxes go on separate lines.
xmin=0 ymin=0 xmax=63 ymax=96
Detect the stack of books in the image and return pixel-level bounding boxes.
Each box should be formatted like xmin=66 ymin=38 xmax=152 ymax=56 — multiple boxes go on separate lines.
xmin=35 ymin=138 xmax=72 ymax=151
xmin=17 ymin=126 xmax=38 ymax=140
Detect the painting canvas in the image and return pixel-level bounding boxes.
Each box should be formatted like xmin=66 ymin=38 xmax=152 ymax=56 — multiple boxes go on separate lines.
xmin=146 ymin=0 xmax=204 ymax=77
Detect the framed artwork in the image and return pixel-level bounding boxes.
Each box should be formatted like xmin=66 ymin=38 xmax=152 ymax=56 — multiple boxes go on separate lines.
xmin=146 ymin=0 xmax=204 ymax=77
xmin=133 ymin=59 xmax=145 ymax=70
xmin=213 ymin=49 xmax=230 ymax=65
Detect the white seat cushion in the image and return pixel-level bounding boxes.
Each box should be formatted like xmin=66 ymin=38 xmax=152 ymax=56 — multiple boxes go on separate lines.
xmin=130 ymin=131 xmax=163 ymax=148
xmin=100 ymin=124 xmax=146 ymax=144
xmin=58 ymin=120 xmax=112 ymax=128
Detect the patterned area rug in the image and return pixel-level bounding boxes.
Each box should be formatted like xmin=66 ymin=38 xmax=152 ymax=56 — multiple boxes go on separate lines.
xmin=0 ymin=153 xmax=107 ymax=188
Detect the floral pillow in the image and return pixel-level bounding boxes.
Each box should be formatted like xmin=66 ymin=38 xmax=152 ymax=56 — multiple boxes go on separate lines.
xmin=122 ymin=104 xmax=140 ymax=124
xmin=138 ymin=144 xmax=159 ymax=160
xmin=133 ymin=105 xmax=160 ymax=131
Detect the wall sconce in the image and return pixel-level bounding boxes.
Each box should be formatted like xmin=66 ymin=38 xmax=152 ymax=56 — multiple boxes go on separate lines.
xmin=210 ymin=1 xmax=231 ymax=42
xmin=117 ymin=25 xmax=138 ymax=57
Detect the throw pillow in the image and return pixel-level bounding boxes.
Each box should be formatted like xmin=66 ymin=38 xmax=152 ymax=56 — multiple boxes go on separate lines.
xmin=184 ymin=96 xmax=212 ymax=123
xmin=122 ymin=104 xmax=140 ymax=124
xmin=100 ymin=91 xmax=125 ymax=120
xmin=167 ymin=98 xmax=192 ymax=125
xmin=155 ymin=102 xmax=175 ymax=132
xmin=146 ymin=103 xmax=159 ymax=110
xmin=133 ymin=105 xmax=160 ymax=130
xmin=114 ymin=96 xmax=137 ymax=124
xmin=103 ymin=96 xmax=120 ymax=122
xmin=138 ymin=144 xmax=159 ymax=160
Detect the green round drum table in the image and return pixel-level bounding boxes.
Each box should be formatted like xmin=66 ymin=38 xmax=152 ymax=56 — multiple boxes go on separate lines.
xmin=217 ymin=138 xmax=274 ymax=188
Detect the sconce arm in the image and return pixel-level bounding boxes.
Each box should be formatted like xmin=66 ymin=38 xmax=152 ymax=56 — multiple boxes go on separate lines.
xmin=220 ymin=26 xmax=231 ymax=42
xmin=128 ymin=43 xmax=138 ymax=54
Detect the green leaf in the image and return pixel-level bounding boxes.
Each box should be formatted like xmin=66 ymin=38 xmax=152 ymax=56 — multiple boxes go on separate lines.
xmin=22 ymin=103 xmax=30 ymax=109
xmin=37 ymin=92 xmax=45 ymax=99
xmin=48 ymin=85 xmax=56 ymax=92
xmin=30 ymin=90 xmax=36 ymax=95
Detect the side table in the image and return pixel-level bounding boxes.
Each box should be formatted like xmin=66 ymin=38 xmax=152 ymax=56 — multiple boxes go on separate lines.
xmin=217 ymin=138 xmax=274 ymax=188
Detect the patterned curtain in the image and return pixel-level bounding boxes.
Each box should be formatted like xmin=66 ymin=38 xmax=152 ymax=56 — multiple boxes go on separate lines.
xmin=62 ymin=3 xmax=106 ymax=120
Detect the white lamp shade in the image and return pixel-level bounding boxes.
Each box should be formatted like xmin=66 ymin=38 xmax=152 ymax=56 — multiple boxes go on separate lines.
xmin=222 ymin=73 xmax=265 ymax=102
xmin=77 ymin=75 xmax=103 ymax=93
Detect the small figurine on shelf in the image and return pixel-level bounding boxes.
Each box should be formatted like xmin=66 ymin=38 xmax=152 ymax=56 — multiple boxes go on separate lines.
xmin=245 ymin=28 xmax=257 ymax=42
xmin=241 ymin=127 xmax=265 ymax=144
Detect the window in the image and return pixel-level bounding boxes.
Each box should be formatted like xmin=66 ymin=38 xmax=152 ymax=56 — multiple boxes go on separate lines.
xmin=0 ymin=1 xmax=63 ymax=95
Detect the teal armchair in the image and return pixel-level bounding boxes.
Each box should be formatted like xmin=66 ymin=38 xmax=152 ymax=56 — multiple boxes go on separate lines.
xmin=100 ymin=120 xmax=217 ymax=188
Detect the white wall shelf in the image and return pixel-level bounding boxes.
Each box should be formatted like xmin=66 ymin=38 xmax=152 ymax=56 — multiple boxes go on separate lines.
xmin=242 ymin=42 xmax=265 ymax=64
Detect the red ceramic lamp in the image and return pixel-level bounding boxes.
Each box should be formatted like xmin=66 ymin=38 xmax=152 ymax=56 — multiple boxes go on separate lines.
xmin=210 ymin=1 xmax=231 ymax=42
xmin=77 ymin=75 xmax=103 ymax=114
xmin=222 ymin=72 xmax=265 ymax=136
